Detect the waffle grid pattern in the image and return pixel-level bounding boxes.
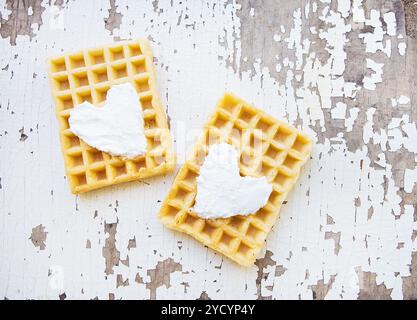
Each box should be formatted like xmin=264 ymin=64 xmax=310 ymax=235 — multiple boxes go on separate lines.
xmin=159 ymin=93 xmax=312 ymax=266
xmin=48 ymin=39 xmax=174 ymax=193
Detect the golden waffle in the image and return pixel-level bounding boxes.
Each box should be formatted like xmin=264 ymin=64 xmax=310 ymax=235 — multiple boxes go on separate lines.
xmin=47 ymin=39 xmax=174 ymax=194
xmin=159 ymin=93 xmax=312 ymax=266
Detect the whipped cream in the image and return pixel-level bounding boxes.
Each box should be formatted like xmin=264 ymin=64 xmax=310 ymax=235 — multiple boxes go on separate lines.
xmin=193 ymin=143 xmax=273 ymax=219
xmin=69 ymin=83 xmax=147 ymax=158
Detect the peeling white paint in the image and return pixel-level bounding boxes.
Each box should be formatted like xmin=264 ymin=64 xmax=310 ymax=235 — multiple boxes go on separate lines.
xmin=273 ymin=34 xmax=281 ymax=42
xmin=285 ymin=8 xmax=303 ymax=70
xmin=359 ymin=9 xmax=391 ymax=56
xmin=331 ymin=102 xmax=347 ymax=119
xmin=345 ymin=107 xmax=360 ymax=132
xmin=312 ymin=2 xmax=317 ymax=13
xmin=383 ymin=12 xmax=396 ymax=36
xmin=338 ymin=0 xmax=350 ymax=18
xmin=398 ymin=42 xmax=407 ymax=56
xmin=305 ymin=2 xmax=310 ymax=19
xmin=275 ymin=63 xmax=282 ymax=72
xmin=363 ymin=108 xmax=377 ymax=144
xmin=398 ymin=95 xmax=410 ymax=105
xmin=0 ymin=0 xmax=415 ymax=301
xmin=352 ymin=0 xmax=365 ymax=23
xmin=363 ymin=58 xmax=383 ymax=90
xmin=404 ymin=169 xmax=417 ymax=193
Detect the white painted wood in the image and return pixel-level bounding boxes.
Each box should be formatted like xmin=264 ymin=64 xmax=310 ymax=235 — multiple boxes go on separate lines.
xmin=0 ymin=0 xmax=416 ymax=300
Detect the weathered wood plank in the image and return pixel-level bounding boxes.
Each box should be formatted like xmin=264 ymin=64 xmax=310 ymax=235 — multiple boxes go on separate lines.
xmin=0 ymin=0 xmax=416 ymax=299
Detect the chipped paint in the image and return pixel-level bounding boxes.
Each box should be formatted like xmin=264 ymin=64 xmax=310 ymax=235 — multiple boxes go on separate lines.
xmin=0 ymin=0 xmax=45 ymax=45
xmin=255 ymin=250 xmax=276 ymax=300
xmin=398 ymin=41 xmax=407 ymax=55
xmin=0 ymin=0 xmax=416 ymax=300
xmin=146 ymin=258 xmax=182 ymax=300
xmin=325 ymin=231 xmax=342 ymax=255
xmin=357 ymin=269 xmax=393 ymax=300
xmin=352 ymin=0 xmax=365 ymax=23
xmin=363 ymin=58 xmax=383 ymax=90
xmin=402 ymin=251 xmax=417 ymax=299
xmin=30 ymin=224 xmax=47 ymax=250
xmin=309 ymin=275 xmax=336 ymax=300
xmin=104 ymin=0 xmax=123 ymax=35
xmin=102 ymin=221 xmax=120 ymax=275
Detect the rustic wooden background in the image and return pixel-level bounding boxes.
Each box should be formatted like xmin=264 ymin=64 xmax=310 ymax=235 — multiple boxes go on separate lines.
xmin=0 ymin=0 xmax=416 ymax=299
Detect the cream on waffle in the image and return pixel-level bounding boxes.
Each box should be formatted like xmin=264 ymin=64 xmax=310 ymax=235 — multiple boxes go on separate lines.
xmin=47 ymin=39 xmax=174 ymax=194
xmin=158 ymin=93 xmax=312 ymax=266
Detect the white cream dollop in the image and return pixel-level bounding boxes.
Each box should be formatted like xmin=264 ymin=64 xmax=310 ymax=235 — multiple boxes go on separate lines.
xmin=69 ymin=83 xmax=147 ymax=158
xmin=193 ymin=143 xmax=273 ymax=219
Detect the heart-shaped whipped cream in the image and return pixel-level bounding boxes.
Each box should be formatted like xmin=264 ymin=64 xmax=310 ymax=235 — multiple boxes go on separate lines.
xmin=193 ymin=143 xmax=273 ymax=219
xmin=69 ymin=83 xmax=147 ymax=158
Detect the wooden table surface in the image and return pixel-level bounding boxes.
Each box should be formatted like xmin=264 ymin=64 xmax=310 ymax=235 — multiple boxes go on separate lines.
xmin=0 ymin=0 xmax=416 ymax=300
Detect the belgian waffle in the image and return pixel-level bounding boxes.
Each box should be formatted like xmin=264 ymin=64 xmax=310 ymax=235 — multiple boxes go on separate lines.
xmin=159 ymin=93 xmax=312 ymax=266
xmin=47 ymin=39 xmax=174 ymax=194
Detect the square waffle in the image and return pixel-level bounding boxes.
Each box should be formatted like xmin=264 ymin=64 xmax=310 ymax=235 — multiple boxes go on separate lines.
xmin=158 ymin=93 xmax=312 ymax=266
xmin=47 ymin=39 xmax=175 ymax=194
